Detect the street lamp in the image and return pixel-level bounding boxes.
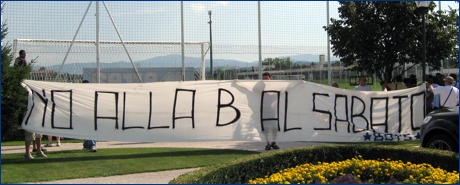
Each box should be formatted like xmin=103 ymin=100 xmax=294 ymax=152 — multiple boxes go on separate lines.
xmin=208 ymin=10 xmax=214 ymax=79
xmin=416 ymin=1 xmax=430 ymax=82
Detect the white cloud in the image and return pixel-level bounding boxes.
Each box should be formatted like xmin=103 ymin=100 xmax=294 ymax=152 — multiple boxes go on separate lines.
xmin=190 ymin=3 xmax=205 ymax=13
xmin=216 ymin=1 xmax=229 ymax=6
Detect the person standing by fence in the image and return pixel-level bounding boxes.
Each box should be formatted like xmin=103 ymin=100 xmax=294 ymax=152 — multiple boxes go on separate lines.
xmin=15 ymin=50 xmax=48 ymax=159
xmin=261 ymin=72 xmax=280 ymax=150
xmin=354 ymin=76 xmax=372 ymax=91
xmin=428 ymin=76 xmax=459 ymax=109
xmin=14 ymin=50 xmax=28 ymax=67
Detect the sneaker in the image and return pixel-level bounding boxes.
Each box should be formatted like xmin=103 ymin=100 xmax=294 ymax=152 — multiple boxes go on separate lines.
xmin=56 ymin=142 xmax=60 ymax=146
xmin=36 ymin=151 xmax=48 ymax=157
xmin=90 ymin=148 xmax=97 ymax=152
xmin=271 ymin=142 xmax=280 ymax=149
xmin=44 ymin=142 xmax=53 ymax=147
xmin=24 ymin=153 xmax=35 ymax=160
xmin=32 ymin=147 xmax=47 ymax=152
xmin=265 ymin=144 xmax=271 ymax=150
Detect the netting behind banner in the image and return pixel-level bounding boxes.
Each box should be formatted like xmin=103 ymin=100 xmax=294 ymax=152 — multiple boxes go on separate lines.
xmin=2 ymin=1 xmax=457 ymax=83
xmin=14 ymin=39 xmax=208 ymax=82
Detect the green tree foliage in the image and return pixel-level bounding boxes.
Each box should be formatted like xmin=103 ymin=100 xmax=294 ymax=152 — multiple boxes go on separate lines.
xmin=262 ymin=57 xmax=292 ymax=70
xmin=324 ymin=2 xmax=458 ymax=82
xmin=1 ymin=2 xmax=31 ymax=141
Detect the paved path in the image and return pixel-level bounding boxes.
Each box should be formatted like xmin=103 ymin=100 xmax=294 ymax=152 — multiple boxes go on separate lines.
xmin=2 ymin=141 xmax=326 ymax=184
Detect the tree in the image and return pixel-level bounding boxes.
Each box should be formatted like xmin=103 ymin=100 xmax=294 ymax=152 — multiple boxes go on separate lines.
xmin=1 ymin=1 xmax=32 ymax=141
xmin=324 ymin=2 xmax=458 ymax=82
xmin=262 ymin=57 xmax=292 ymax=70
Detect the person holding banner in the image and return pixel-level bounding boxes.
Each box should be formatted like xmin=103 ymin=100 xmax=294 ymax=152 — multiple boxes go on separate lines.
xmin=387 ymin=75 xmax=407 ymax=91
xmin=44 ymin=135 xmax=61 ymax=147
xmin=425 ymin=78 xmax=435 ymax=116
xmin=354 ymin=76 xmax=372 ymax=91
xmin=261 ymin=72 xmax=280 ymax=150
xmin=380 ymin=81 xmax=390 ymax=91
xmin=428 ymin=76 xmax=459 ymax=109
xmin=14 ymin=50 xmax=28 ymax=67
xmin=14 ymin=50 xmax=48 ymax=159
xmin=24 ymin=132 xmax=47 ymax=159
xmin=81 ymin=80 xmax=97 ymax=152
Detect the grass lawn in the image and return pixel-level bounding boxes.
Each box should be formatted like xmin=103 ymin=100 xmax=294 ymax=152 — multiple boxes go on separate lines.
xmin=1 ymin=140 xmax=421 ymax=183
xmin=309 ymin=79 xmax=382 ymax=91
xmin=1 ymin=147 xmax=258 ymax=184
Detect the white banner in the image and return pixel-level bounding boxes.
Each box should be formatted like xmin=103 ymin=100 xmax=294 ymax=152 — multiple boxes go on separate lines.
xmin=21 ymin=80 xmax=426 ymax=143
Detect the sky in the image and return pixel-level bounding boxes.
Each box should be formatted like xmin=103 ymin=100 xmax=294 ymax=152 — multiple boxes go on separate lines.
xmin=1 ymin=1 xmax=458 ymax=67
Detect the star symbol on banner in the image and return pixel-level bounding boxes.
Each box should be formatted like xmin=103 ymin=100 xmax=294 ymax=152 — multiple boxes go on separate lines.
xmin=414 ymin=132 xmax=421 ymax=140
xmin=363 ymin=132 xmax=372 ymax=141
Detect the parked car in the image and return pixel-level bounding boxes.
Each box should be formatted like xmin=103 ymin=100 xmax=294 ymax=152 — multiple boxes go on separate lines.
xmin=420 ymin=107 xmax=458 ymax=153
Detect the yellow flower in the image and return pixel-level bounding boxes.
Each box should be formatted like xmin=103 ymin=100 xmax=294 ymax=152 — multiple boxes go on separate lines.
xmin=246 ymin=157 xmax=458 ymax=184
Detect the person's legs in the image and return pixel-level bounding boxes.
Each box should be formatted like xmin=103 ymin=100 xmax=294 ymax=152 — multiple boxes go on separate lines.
xmin=83 ymin=140 xmax=90 ymax=149
xmin=265 ymin=142 xmax=271 ymax=150
xmin=83 ymin=140 xmax=97 ymax=152
xmin=32 ymin=145 xmax=47 ymax=152
xmin=30 ymin=133 xmax=46 ymax=152
xmin=263 ymin=131 xmax=271 ymax=150
xmin=90 ymin=140 xmax=97 ymax=152
xmin=56 ymin=136 xmax=61 ymax=146
xmin=270 ymin=128 xmax=279 ymax=149
xmin=24 ymin=131 xmax=34 ymax=159
xmin=34 ymin=139 xmax=41 ymax=153
xmin=45 ymin=135 xmax=53 ymax=147
xmin=25 ymin=140 xmax=34 ymax=159
xmin=35 ymin=134 xmax=47 ymax=157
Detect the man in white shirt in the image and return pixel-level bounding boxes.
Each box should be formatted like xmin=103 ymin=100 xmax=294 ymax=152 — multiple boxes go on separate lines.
xmin=354 ymin=76 xmax=372 ymax=91
xmin=449 ymin=74 xmax=460 ymax=89
xmin=429 ymin=76 xmax=459 ymax=108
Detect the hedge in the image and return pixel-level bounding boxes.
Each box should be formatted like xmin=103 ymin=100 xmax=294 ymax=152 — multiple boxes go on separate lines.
xmin=170 ymin=144 xmax=459 ymax=184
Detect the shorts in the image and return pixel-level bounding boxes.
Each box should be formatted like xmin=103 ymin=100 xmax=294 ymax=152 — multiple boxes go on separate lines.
xmin=25 ymin=131 xmax=42 ymax=142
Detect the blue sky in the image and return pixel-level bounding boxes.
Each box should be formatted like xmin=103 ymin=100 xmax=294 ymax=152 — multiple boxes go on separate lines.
xmin=2 ymin=1 xmax=458 ymax=65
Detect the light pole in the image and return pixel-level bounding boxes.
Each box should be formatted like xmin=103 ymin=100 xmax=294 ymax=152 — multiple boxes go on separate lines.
xmin=417 ymin=1 xmax=430 ymax=82
xmin=208 ymin=10 xmax=214 ymax=79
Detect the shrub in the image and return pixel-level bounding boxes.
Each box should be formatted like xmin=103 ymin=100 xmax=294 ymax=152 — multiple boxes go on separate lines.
xmin=170 ymin=144 xmax=459 ymax=184
xmin=1 ymin=12 xmax=31 ymax=141
xmin=248 ymin=156 xmax=458 ymax=184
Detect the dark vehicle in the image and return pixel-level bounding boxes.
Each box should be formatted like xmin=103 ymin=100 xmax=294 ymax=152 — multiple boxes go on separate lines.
xmin=420 ymin=107 xmax=458 ymax=153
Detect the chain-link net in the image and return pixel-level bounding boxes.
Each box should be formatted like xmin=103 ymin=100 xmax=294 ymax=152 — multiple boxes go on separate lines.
xmin=2 ymin=1 xmax=457 ymax=84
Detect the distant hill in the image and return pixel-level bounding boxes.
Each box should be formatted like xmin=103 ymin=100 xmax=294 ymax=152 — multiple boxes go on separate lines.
xmin=279 ymin=54 xmax=341 ymax=62
xmin=32 ymin=54 xmax=340 ymax=74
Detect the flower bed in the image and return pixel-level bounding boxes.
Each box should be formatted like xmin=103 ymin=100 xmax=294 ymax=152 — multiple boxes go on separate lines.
xmin=170 ymin=145 xmax=459 ymax=184
xmin=248 ymin=156 xmax=459 ymax=184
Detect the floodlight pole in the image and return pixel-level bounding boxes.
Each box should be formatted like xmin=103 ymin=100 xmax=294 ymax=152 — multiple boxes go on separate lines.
xmin=208 ymin=10 xmax=214 ymax=79
xmin=416 ymin=1 xmax=430 ymax=82
xmin=96 ymin=1 xmax=100 ymax=83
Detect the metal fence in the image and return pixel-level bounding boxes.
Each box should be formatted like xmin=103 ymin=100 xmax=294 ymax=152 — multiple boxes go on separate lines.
xmin=2 ymin=1 xmax=457 ymax=83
